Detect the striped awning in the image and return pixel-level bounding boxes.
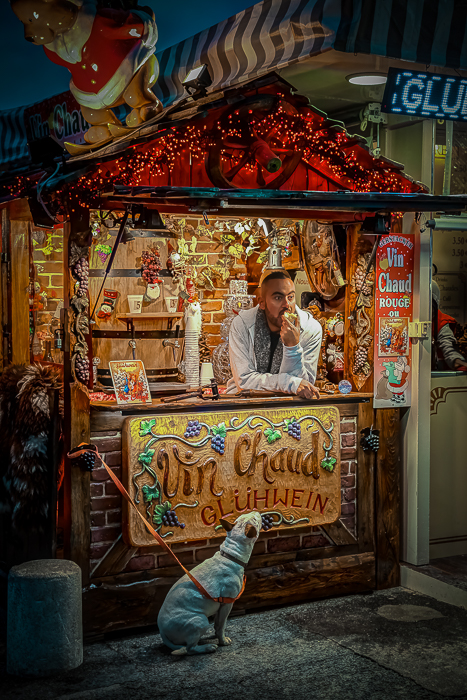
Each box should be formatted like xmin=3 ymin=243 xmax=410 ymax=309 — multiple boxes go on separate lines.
xmin=154 ymin=0 xmax=467 ymax=107
xmin=154 ymin=0 xmax=341 ymax=106
xmin=2 ymin=0 xmax=466 ymax=170
xmin=333 ymin=0 xmax=467 ymax=70
xmin=0 ymin=105 xmax=30 ymax=169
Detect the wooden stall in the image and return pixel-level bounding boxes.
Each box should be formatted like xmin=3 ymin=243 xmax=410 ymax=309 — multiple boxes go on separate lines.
xmin=2 ymin=74 xmax=466 ymax=638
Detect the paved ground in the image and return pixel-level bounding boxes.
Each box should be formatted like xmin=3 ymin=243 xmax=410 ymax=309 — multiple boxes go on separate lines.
xmin=1 ymin=586 xmax=467 ymax=700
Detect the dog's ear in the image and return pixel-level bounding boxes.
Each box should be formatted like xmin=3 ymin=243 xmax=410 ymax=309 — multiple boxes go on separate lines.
xmin=244 ymin=524 xmax=257 ymax=539
xmin=219 ymin=518 xmax=234 ymax=532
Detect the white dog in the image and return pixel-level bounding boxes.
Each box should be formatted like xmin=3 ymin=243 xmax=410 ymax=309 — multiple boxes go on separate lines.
xmin=157 ymin=511 xmax=262 ymax=655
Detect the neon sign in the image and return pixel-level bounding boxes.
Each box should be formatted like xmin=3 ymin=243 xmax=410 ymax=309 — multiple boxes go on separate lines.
xmin=382 ymin=68 xmax=467 ymax=121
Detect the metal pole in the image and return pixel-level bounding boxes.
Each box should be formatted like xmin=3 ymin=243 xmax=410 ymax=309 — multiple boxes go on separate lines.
xmin=443 ymin=120 xmax=453 ymax=196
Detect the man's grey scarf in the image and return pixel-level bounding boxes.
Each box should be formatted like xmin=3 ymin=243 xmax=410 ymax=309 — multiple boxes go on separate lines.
xmin=254 ymin=308 xmax=283 ymax=374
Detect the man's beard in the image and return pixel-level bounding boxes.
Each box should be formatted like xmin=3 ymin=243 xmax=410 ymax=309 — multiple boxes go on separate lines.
xmin=264 ymin=304 xmax=285 ymax=329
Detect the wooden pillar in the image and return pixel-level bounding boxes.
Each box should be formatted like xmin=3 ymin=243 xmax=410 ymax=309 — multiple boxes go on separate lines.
xmin=1 ymin=208 xmax=9 ymax=368
xmin=63 ymin=210 xmax=91 ymax=583
xmin=357 ymin=401 xmax=376 ymax=555
xmin=400 ymin=213 xmax=431 ymax=565
xmin=375 ymin=407 xmax=401 ymax=589
xmin=8 ymin=201 xmax=31 ymax=365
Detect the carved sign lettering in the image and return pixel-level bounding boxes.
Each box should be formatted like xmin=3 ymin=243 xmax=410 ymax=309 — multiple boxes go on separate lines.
xmin=123 ymin=406 xmax=341 ymax=547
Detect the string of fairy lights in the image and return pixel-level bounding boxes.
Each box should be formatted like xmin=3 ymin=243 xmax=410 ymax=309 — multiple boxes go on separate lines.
xmin=3 ymin=97 xmax=420 ymax=214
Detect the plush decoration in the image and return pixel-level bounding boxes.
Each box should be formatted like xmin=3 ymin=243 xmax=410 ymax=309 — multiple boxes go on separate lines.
xmin=0 ymin=364 xmax=63 ymax=532
xmin=11 ymin=0 xmax=162 ymax=152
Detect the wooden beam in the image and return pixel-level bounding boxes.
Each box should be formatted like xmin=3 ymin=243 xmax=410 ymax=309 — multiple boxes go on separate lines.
xmin=68 ymin=382 xmax=91 ymax=580
xmin=375 ymin=408 xmax=400 ymax=589
xmin=357 ymin=401 xmax=376 ymax=554
xmin=83 ymin=552 xmax=375 ymax=637
xmin=9 ymin=217 xmax=30 ymax=364
xmin=321 ymin=520 xmax=356 ymax=545
xmin=62 ymin=214 xmax=92 ymax=583
xmin=1 ymin=208 xmax=9 ymax=368
xmin=90 ymin=534 xmax=137 ymax=579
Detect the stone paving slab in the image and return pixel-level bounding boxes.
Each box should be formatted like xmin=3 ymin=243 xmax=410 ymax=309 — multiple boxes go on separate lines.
xmin=1 ymin=587 xmax=467 ymax=700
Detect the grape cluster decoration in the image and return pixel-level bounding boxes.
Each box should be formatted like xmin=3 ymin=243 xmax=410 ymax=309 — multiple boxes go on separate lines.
xmin=141 ymin=248 xmax=162 ymax=284
xmin=353 ymin=265 xmax=372 ymax=296
xmin=210 ymin=422 xmax=227 ymax=454
xmin=360 ymin=427 xmax=380 ymax=453
xmin=211 ymin=434 xmax=225 ymax=454
xmin=285 ymin=418 xmax=301 ymax=440
xmin=75 ymin=354 xmax=90 ymax=384
xmin=261 ymin=514 xmax=274 ymax=531
xmin=162 ymin=509 xmax=186 ymax=529
xmin=68 ymin=445 xmax=97 ymax=472
xmin=73 ymin=257 xmax=89 ymax=298
xmin=354 ymin=345 xmax=369 ymax=372
xmin=184 ymin=420 xmax=202 ymax=438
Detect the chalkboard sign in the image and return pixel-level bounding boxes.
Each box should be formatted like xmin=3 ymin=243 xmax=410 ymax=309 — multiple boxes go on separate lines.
xmin=382 ymin=68 xmax=467 ymax=121
xmin=434 ymin=273 xmax=466 ymax=325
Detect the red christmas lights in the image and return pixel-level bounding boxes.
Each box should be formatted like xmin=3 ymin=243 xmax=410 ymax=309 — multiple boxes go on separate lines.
xmin=3 ymin=92 xmax=423 ymax=212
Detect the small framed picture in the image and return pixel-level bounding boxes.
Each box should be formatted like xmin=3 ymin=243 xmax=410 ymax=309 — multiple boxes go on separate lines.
xmin=109 ymin=360 xmax=151 ymax=405
xmin=378 ymin=317 xmax=409 ymax=357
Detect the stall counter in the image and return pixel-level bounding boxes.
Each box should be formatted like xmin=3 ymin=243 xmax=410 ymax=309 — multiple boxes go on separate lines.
xmin=81 ymin=392 xmax=399 ymax=637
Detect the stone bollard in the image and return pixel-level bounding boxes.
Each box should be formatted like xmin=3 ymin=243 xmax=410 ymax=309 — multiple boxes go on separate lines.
xmin=7 ymin=559 xmax=83 ymax=676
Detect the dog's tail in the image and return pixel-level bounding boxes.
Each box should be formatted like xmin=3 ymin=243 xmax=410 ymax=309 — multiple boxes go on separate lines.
xmin=159 ymin=628 xmax=187 ymax=655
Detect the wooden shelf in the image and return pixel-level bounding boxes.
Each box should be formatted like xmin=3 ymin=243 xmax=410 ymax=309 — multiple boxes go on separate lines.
xmin=116 ymin=312 xmax=183 ymax=323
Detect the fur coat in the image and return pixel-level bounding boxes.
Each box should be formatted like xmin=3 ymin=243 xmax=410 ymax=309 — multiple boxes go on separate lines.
xmin=0 ymin=364 xmax=63 ymax=532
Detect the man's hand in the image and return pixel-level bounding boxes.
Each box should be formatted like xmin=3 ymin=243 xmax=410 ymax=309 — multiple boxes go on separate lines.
xmin=280 ymin=313 xmax=300 ymax=347
xmin=453 ymin=358 xmax=467 ymax=371
xmin=296 ymin=379 xmax=320 ymax=400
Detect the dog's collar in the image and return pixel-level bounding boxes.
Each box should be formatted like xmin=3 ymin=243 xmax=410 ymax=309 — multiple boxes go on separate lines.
xmin=220 ymin=550 xmax=246 ymax=568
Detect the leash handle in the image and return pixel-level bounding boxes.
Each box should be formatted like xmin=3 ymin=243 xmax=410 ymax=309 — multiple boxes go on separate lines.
xmin=69 ymin=444 xmax=245 ymax=604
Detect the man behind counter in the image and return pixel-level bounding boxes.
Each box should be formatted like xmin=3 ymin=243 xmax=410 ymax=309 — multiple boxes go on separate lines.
xmin=226 ymin=270 xmax=322 ymax=398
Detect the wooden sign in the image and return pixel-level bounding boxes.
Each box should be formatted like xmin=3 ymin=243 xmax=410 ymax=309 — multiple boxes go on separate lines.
xmin=122 ymin=406 xmax=341 ymax=547
xmin=109 ymin=360 xmax=151 ymax=406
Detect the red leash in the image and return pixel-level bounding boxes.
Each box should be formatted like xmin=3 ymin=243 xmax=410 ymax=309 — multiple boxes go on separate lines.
xmin=69 ymin=444 xmax=245 ymax=605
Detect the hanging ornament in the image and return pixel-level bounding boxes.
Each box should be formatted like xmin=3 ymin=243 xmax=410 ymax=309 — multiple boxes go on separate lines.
xmin=95 ymin=244 xmax=112 ymax=264
xmin=92 ymin=357 xmax=101 ymax=387
xmin=360 ymin=426 xmax=380 ymax=453
xmin=327 ymin=343 xmax=345 ymax=372
xmin=97 ymin=289 xmax=118 ymax=320
xmin=302 ymin=222 xmax=345 ymax=300
xmin=144 ymin=282 xmax=161 ymax=302
xmin=141 ymin=247 xmax=162 ymax=284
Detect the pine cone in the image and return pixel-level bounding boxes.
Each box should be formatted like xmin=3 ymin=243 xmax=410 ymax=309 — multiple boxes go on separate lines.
xmin=199 ymin=331 xmax=212 ymax=363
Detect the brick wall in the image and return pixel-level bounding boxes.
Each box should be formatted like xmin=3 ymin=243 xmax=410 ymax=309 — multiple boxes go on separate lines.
xmin=89 ymin=414 xmax=358 ymax=574
xmin=201 ymin=288 xmax=228 ymax=351
xmin=340 ymin=417 xmax=357 ymax=537
xmin=190 ymin=227 xmax=248 ymax=351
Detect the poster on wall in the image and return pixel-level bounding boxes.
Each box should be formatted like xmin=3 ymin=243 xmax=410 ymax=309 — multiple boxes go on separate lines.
xmin=373 ymin=234 xmax=414 ymax=408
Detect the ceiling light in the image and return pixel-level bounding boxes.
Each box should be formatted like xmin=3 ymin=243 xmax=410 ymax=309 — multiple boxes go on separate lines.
xmin=346 ymin=73 xmax=387 ymax=86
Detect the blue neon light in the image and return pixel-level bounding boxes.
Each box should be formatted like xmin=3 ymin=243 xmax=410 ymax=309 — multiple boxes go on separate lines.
xmin=382 ymin=68 xmax=467 ymax=121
